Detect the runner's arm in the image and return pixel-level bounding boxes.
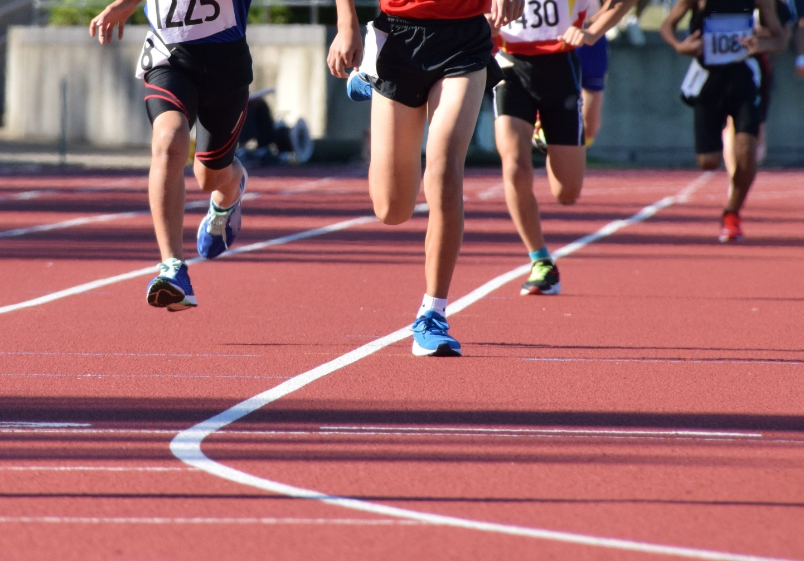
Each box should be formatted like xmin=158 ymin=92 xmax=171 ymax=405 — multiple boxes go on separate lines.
xmin=744 ymin=0 xmax=786 ymax=54
xmin=328 ymin=0 xmax=362 ymax=78
xmin=562 ymin=0 xmax=640 ymax=47
xmin=489 ymin=0 xmax=525 ymax=28
xmin=89 ymin=0 xmax=142 ymax=45
xmin=659 ymin=0 xmax=702 ymax=57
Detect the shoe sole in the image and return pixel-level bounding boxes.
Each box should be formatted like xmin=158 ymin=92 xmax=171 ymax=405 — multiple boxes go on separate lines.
xmin=520 ymin=282 xmax=561 ymax=296
xmin=718 ymin=234 xmax=744 ymax=243
xmin=147 ymin=278 xmax=197 ymax=311
xmin=147 ymin=278 xmax=185 ymax=308
xmin=412 ymin=341 xmax=462 ymax=357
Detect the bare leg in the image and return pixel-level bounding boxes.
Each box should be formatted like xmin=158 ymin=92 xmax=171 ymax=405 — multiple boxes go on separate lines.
xmin=726 ymin=132 xmax=757 ymax=213
xmin=582 ymin=89 xmax=604 ymax=144
xmin=546 ymin=145 xmax=586 ymax=204
xmin=194 ymin=157 xmax=245 ymax=208
xmin=149 ymin=111 xmax=190 ymax=262
xmin=696 ymin=151 xmax=721 ymax=171
xmin=422 ymin=70 xmax=486 ymax=298
xmin=722 ymin=116 xmax=736 ymax=179
xmin=368 ymin=94 xmax=428 ymax=225
xmin=495 ymin=115 xmax=546 ymax=253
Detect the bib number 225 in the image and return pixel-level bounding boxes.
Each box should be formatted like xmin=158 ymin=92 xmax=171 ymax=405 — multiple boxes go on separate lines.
xmin=154 ymin=0 xmax=220 ymax=29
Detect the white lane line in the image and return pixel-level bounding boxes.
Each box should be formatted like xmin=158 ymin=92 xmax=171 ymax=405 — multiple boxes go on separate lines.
xmin=476 ymin=182 xmax=504 ymax=200
xmin=0 ymin=200 xmax=427 ymax=316
xmin=320 ymin=426 xmax=763 ymax=439
xmin=0 ymin=190 xmax=58 ymax=203
xmin=0 ymin=466 xmax=192 ymax=472
xmin=0 ymin=516 xmax=422 ymax=526
xmin=0 ymin=422 xmax=90 ymax=428
xmin=523 ymin=358 xmax=804 ymax=366
xmin=0 ymin=372 xmax=292 ymax=380
xmin=166 ymin=173 xmax=798 ymax=561
xmin=0 ymin=194 xmax=258 ymax=239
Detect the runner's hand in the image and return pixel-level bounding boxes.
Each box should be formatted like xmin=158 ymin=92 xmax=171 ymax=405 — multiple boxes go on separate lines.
xmin=89 ymin=0 xmax=140 ymax=45
xmin=328 ymin=26 xmax=363 ymax=79
xmin=742 ymin=35 xmax=765 ymax=55
xmin=676 ymin=30 xmax=703 ymax=57
xmin=484 ymin=13 xmax=501 ymax=37
xmin=562 ymin=26 xmax=593 ymax=47
xmin=489 ymin=0 xmax=524 ymax=28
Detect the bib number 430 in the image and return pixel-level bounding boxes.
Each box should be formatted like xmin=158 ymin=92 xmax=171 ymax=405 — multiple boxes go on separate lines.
xmin=511 ymin=0 xmax=560 ymax=29
xmin=154 ymin=0 xmax=220 ymax=29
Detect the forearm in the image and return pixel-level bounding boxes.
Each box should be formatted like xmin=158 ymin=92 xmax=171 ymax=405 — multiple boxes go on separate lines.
xmin=585 ymin=0 xmax=638 ymax=43
xmin=334 ymin=0 xmax=359 ymax=32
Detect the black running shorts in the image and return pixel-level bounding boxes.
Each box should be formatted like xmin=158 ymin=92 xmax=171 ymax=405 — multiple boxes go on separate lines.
xmin=693 ymin=63 xmax=762 ymax=155
xmin=370 ymin=13 xmax=495 ymax=108
xmin=143 ymin=38 xmax=252 ymax=170
xmin=493 ymin=51 xmax=584 ymax=146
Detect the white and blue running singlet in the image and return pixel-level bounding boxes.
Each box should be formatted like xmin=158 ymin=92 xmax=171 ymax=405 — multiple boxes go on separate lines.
xmin=136 ymin=0 xmax=251 ymax=78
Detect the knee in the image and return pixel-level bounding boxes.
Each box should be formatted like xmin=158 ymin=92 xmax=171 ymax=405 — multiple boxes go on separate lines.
xmin=373 ymin=200 xmax=413 ymax=225
xmin=502 ymin=156 xmax=532 ymax=187
xmin=151 ymin=127 xmax=188 ymax=164
xmin=552 ymin=182 xmax=582 ymax=205
xmin=697 ymin=154 xmax=721 ymax=171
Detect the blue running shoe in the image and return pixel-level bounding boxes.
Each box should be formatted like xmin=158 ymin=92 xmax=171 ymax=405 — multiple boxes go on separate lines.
xmin=146 ymin=258 xmax=197 ymax=312
xmin=197 ymin=168 xmax=247 ymax=259
xmin=411 ymin=310 xmax=462 ymax=357
xmin=346 ymin=70 xmax=372 ymax=102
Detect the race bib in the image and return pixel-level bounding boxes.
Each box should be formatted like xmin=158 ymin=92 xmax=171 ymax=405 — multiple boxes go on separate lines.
xmin=145 ymin=0 xmax=236 ymax=44
xmin=680 ymin=58 xmax=710 ymax=102
xmin=702 ymin=14 xmax=753 ymax=66
xmin=502 ymin=0 xmax=580 ymax=43
xmin=135 ymin=31 xmax=171 ymax=79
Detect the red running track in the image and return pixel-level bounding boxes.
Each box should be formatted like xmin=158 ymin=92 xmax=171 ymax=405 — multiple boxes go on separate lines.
xmin=0 ymin=166 xmax=802 ymax=561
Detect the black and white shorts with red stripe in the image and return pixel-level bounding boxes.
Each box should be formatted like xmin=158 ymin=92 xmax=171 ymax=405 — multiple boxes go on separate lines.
xmin=143 ymin=39 xmax=252 ymax=170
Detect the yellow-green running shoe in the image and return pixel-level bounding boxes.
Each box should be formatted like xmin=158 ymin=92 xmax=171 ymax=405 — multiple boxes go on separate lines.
xmin=521 ymin=258 xmax=560 ymax=296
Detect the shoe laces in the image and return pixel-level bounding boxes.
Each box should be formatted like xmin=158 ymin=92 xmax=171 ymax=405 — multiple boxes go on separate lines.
xmin=528 ymin=259 xmax=553 ymax=282
xmin=206 ymin=207 xmax=233 ymax=248
xmin=412 ymin=314 xmax=450 ymax=335
xmin=158 ymin=258 xmax=183 ymax=278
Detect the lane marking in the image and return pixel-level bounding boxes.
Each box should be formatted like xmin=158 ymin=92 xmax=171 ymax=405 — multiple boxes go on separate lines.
xmin=0 ymin=372 xmax=291 ymax=380
xmin=0 ymin=422 xmax=90 ymax=428
xmin=0 ymin=194 xmax=257 ymax=239
xmin=320 ymin=426 xmax=763 ymax=439
xmin=522 ymin=358 xmax=804 ymax=366
xmin=0 ymin=516 xmax=421 ymax=526
xmin=0 ymin=351 xmax=261 ymax=358
xmin=0 ymin=466 xmax=191 ymax=472
xmin=0 ymin=190 xmax=58 ymax=203
xmin=0 ymin=200 xmax=427 ymax=315
xmin=165 ymin=173 xmax=801 ymax=561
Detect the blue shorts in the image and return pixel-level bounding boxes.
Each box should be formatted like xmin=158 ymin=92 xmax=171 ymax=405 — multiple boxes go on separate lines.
xmin=577 ymin=36 xmax=609 ymax=92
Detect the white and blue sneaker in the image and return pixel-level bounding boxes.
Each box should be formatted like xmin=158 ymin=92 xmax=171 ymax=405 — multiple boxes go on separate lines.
xmin=346 ymin=70 xmax=372 ymax=102
xmin=197 ymin=168 xmax=247 ymax=259
xmin=411 ymin=310 xmax=462 ymax=357
xmin=146 ymin=258 xmax=197 ymax=312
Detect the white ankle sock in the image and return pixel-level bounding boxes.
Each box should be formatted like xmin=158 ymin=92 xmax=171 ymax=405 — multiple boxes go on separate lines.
xmin=417 ymin=294 xmax=448 ymax=318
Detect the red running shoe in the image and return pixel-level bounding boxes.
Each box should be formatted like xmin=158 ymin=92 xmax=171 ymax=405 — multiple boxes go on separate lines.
xmin=719 ymin=211 xmax=744 ymax=243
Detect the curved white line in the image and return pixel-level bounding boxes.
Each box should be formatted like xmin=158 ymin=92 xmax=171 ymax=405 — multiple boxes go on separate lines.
xmin=168 ymin=174 xmax=791 ymax=561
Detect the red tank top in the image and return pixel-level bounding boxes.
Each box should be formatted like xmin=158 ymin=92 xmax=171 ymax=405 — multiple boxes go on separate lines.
xmin=380 ymin=0 xmax=491 ymax=19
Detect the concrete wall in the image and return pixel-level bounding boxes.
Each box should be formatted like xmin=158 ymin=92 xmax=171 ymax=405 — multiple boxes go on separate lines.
xmin=3 ymin=24 xmax=331 ymax=146
xmin=587 ymin=34 xmax=804 ymax=166
xmin=3 ymin=27 xmax=803 ymax=164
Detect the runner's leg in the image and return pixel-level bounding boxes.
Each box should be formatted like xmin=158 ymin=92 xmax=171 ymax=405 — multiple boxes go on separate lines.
xmin=546 ymin=145 xmax=585 ymax=204
xmin=495 ymin=115 xmax=546 ymax=253
xmin=149 ymin=111 xmax=190 ymax=262
xmin=368 ymin=95 xmax=428 ymax=225
xmin=421 ymin=69 xmax=486 ymax=298
xmin=726 ymin=132 xmax=757 ymax=213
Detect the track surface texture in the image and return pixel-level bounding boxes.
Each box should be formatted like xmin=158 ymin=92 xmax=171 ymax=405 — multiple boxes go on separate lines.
xmin=0 ymin=166 xmax=802 ymax=561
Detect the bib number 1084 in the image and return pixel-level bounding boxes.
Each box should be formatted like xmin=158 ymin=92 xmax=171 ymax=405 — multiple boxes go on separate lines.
xmin=709 ymin=32 xmax=746 ymax=55
xmin=511 ymin=0 xmax=560 ymax=29
xmin=153 ymin=0 xmax=220 ymax=29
